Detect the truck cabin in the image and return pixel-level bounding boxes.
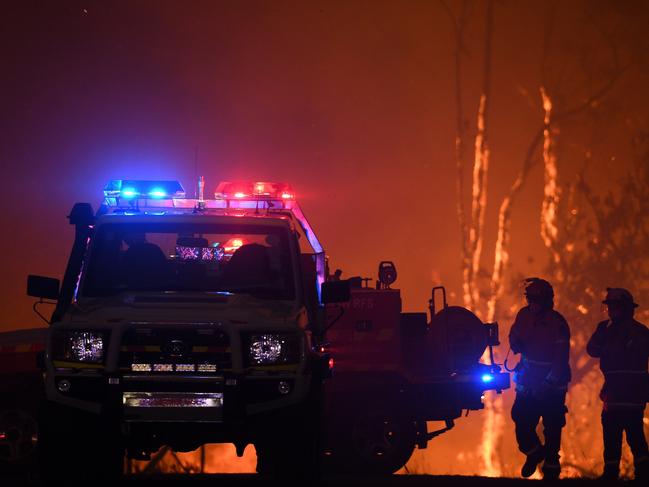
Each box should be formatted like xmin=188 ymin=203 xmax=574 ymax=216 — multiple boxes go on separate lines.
xmin=28 ymin=180 xmax=327 ymax=327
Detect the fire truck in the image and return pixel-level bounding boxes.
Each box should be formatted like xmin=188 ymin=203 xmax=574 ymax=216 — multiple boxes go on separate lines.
xmin=0 ymin=328 xmax=45 ymax=476
xmin=16 ymin=178 xmax=508 ymax=480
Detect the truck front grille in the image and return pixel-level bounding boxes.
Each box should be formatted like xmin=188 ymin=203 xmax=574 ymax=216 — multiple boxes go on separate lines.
xmin=119 ymin=324 xmax=232 ymax=373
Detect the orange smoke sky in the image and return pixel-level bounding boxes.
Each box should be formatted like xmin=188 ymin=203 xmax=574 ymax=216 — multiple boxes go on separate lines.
xmin=1 ymin=1 xmax=648 ymax=328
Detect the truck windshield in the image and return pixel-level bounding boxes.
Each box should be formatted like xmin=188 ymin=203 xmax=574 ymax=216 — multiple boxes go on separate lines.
xmin=82 ymin=222 xmax=295 ymax=300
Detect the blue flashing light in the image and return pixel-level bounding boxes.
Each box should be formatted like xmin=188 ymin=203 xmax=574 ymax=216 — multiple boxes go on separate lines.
xmin=104 ymin=179 xmax=186 ymax=201
xmin=148 ymin=188 xmax=167 ymax=198
xmin=121 ymin=188 xmax=139 ymax=199
xmin=481 ymin=374 xmax=494 ymax=383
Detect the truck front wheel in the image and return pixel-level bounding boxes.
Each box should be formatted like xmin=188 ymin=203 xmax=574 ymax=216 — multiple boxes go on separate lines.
xmin=336 ymin=408 xmax=417 ymax=475
xmin=37 ymin=401 xmax=124 ymax=483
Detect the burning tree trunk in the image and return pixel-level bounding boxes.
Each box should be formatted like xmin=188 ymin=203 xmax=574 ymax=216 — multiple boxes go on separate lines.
xmin=539 ymin=88 xmax=562 ymax=270
xmin=441 ymin=0 xmax=475 ymax=311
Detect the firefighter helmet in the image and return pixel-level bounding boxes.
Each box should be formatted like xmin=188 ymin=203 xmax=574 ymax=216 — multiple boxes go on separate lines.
xmin=523 ymin=278 xmax=554 ymax=307
xmin=602 ymin=287 xmax=638 ymax=308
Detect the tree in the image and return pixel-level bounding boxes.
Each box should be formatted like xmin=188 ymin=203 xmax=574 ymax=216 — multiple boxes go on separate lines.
xmin=441 ymin=0 xmax=639 ymax=477
xmin=549 ymin=133 xmax=649 ymax=477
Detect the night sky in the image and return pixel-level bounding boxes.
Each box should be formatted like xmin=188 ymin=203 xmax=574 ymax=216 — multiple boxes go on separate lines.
xmin=2 ymin=0 xmax=648 ymax=332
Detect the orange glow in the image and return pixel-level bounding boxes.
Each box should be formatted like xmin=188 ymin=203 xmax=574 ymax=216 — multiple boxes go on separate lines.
xmin=468 ymin=94 xmax=490 ymax=311
xmin=540 ymin=87 xmax=561 ymax=266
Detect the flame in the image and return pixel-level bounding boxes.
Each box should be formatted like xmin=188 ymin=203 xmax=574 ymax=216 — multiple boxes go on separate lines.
xmin=469 ymin=94 xmax=490 ymax=310
xmin=540 ymin=87 xmax=561 ymax=266
xmin=129 ymin=444 xmax=257 ymax=474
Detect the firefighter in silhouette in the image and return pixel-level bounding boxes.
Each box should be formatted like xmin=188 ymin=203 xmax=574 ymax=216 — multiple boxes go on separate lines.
xmin=509 ymin=278 xmax=571 ymax=481
xmin=587 ymin=288 xmax=649 ymax=481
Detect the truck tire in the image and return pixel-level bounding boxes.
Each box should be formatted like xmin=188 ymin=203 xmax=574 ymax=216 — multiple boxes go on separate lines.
xmin=255 ymin=383 xmax=324 ymax=481
xmin=335 ymin=408 xmax=417 ymax=475
xmin=0 ymin=373 xmax=42 ymax=476
xmin=0 ymin=408 xmax=38 ymax=474
xmin=37 ymin=401 xmax=124 ymax=483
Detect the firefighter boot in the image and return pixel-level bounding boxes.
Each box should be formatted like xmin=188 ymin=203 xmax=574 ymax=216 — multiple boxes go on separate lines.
xmin=521 ymin=446 xmax=545 ymax=478
xmin=542 ymin=463 xmax=560 ymax=482
xmin=634 ymin=460 xmax=649 ymax=483
xmin=598 ymin=464 xmax=619 ymax=482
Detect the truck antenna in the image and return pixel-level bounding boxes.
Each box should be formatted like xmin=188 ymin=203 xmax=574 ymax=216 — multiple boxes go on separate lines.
xmin=193 ymin=147 xmax=199 ymax=198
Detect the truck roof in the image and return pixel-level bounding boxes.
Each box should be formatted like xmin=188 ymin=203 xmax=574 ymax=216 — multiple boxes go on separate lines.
xmin=100 ymin=179 xmax=323 ymax=254
xmin=97 ymin=211 xmax=295 ymax=229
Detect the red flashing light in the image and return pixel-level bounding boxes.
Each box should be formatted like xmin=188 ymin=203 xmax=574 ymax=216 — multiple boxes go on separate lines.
xmin=328 ymin=357 xmax=334 ymax=370
xmin=224 ymin=238 xmax=245 ymax=253
xmin=215 ymin=181 xmax=294 ymax=201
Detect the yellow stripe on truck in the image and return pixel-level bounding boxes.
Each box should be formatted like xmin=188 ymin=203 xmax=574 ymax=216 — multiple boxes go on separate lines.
xmin=248 ymin=364 xmax=299 ymax=372
xmin=53 ymin=360 xmax=104 ymax=369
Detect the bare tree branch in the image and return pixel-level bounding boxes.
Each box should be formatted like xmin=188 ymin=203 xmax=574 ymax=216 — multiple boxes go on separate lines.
xmin=468 ymin=0 xmax=494 ymax=312
xmin=441 ymin=0 xmax=474 ymax=309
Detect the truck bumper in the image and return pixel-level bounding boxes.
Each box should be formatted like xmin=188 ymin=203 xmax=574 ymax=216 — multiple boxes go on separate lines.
xmin=46 ymin=370 xmax=310 ymax=429
xmin=44 ymin=368 xmax=316 ymax=456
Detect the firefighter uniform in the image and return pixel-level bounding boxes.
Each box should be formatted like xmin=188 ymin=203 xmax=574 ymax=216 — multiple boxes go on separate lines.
xmin=587 ymin=288 xmax=649 ymax=481
xmin=509 ymin=278 xmax=571 ymax=480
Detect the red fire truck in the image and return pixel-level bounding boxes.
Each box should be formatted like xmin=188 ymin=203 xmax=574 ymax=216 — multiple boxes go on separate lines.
xmin=321 ymin=273 xmax=509 ymax=474
xmin=3 ymin=179 xmax=508 ymax=479
xmin=0 ymin=328 xmax=45 ymax=474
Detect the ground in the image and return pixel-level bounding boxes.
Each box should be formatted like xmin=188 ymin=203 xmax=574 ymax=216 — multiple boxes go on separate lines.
xmin=0 ymin=473 xmax=630 ymax=486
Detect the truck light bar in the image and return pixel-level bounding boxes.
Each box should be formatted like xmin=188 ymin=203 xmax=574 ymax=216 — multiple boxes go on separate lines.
xmin=123 ymin=392 xmax=223 ymax=408
xmin=215 ymin=181 xmax=294 ymax=201
xmin=103 ymin=179 xmax=186 ymax=200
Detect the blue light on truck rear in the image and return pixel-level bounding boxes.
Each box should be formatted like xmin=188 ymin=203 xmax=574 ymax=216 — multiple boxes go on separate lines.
xmin=120 ymin=187 xmax=138 ymax=199
xmin=103 ymin=179 xmax=185 ymax=200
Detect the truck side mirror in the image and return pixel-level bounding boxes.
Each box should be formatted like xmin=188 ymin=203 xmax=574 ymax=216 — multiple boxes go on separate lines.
xmin=27 ymin=275 xmax=60 ymax=301
xmin=321 ymin=280 xmax=351 ymax=304
xmin=68 ymin=202 xmax=95 ymax=226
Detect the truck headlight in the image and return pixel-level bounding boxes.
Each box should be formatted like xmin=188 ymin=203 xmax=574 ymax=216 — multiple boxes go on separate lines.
xmin=53 ymin=331 xmax=106 ymax=363
xmin=247 ymin=334 xmax=299 ymax=366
